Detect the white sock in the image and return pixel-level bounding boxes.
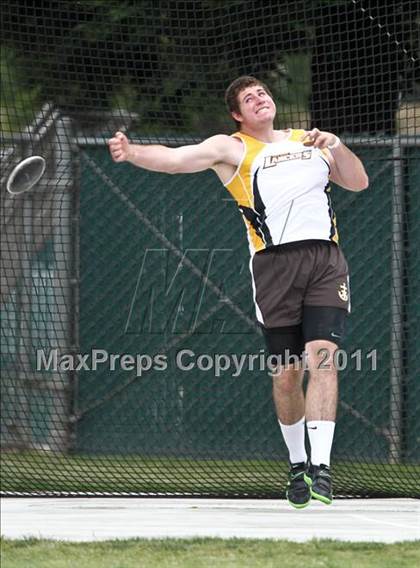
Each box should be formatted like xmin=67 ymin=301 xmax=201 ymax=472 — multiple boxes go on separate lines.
xmin=278 ymin=416 xmax=307 ymax=464
xmin=306 ymin=420 xmax=336 ymax=467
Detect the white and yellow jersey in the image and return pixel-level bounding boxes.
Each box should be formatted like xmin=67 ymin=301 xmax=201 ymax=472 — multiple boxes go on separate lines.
xmin=224 ymin=129 xmax=338 ymax=256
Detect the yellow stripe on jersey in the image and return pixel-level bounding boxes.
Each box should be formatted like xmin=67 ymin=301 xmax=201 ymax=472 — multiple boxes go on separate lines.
xmin=288 ymin=128 xmax=306 ymax=143
xmin=226 ymin=132 xmax=266 ymax=206
xmin=225 ymin=132 xmax=267 ymax=252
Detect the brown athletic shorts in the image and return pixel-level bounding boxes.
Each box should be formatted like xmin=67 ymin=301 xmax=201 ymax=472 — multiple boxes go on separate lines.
xmin=250 ymin=239 xmax=350 ymax=328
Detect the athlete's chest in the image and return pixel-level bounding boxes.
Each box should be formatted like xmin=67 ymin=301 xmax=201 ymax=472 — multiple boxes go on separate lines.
xmin=247 ymin=143 xmax=329 ymax=179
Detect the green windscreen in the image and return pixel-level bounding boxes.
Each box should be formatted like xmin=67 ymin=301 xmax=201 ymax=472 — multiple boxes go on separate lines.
xmin=1 ymin=0 xmax=419 ymax=497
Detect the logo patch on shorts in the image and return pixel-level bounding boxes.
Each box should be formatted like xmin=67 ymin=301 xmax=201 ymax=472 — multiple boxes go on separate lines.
xmin=338 ymin=282 xmax=348 ymax=302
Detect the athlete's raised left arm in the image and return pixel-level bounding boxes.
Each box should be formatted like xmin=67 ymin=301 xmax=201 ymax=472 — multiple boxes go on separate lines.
xmin=301 ymin=128 xmax=369 ymax=192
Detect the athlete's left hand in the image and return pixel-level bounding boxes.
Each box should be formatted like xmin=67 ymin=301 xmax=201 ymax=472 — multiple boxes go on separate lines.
xmin=301 ymin=128 xmax=338 ymax=149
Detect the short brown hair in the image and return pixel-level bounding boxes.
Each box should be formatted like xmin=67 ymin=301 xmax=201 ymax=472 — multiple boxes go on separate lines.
xmin=224 ymin=75 xmax=273 ymax=116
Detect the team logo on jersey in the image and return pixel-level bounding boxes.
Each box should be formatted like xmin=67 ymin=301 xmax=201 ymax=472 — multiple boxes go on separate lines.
xmin=263 ymin=149 xmax=312 ymax=169
xmin=338 ymin=282 xmax=348 ymax=302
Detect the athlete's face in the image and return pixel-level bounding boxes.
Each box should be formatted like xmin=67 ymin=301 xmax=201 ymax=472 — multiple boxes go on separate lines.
xmin=232 ymin=85 xmax=276 ymax=128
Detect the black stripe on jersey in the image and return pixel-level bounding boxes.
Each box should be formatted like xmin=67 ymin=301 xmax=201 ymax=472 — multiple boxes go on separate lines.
xmin=240 ymin=167 xmax=274 ymax=247
xmin=324 ymin=182 xmax=337 ymax=240
xmin=239 ymin=204 xmax=267 ymax=245
xmin=253 ymin=168 xmax=273 ymax=246
xmin=239 ymin=168 xmax=273 ymax=247
xmin=319 ymin=155 xmax=331 ymax=175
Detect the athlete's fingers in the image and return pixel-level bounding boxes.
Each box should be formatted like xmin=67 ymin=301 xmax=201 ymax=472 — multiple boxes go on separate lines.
xmin=115 ymin=131 xmax=128 ymax=143
xmin=111 ymin=149 xmax=123 ymax=161
xmin=313 ymin=135 xmax=329 ymax=148
xmin=302 ymin=128 xmax=322 ymax=146
xmin=108 ymin=138 xmax=122 ymax=149
xmin=109 ymin=132 xmax=129 ymax=161
xmin=301 ymin=131 xmax=314 ymax=146
xmin=307 ymin=128 xmax=320 ymax=139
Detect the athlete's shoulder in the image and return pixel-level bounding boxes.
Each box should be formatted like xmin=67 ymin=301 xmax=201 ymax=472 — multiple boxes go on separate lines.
xmin=229 ymin=132 xmax=267 ymax=157
xmin=201 ymin=134 xmax=243 ymax=167
xmin=204 ymin=133 xmax=240 ymax=145
xmin=201 ymin=133 xmax=242 ymax=153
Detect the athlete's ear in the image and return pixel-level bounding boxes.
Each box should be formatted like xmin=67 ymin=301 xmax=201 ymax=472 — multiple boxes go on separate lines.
xmin=231 ymin=111 xmax=243 ymax=124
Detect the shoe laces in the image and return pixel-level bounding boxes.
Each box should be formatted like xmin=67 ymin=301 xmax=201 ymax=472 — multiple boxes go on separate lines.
xmin=312 ymin=465 xmax=332 ymax=490
xmin=289 ymin=462 xmax=306 ymax=476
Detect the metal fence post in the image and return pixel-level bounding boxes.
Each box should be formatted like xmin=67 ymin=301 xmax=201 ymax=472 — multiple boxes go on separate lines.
xmin=389 ymin=138 xmax=405 ymax=463
xmin=47 ymin=115 xmax=75 ymax=451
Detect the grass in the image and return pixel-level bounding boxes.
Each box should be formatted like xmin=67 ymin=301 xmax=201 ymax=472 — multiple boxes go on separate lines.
xmin=1 ymin=538 xmax=420 ymax=568
xmin=1 ymin=451 xmax=419 ymax=497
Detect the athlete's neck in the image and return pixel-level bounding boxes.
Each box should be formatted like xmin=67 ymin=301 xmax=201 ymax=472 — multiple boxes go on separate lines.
xmin=240 ymin=126 xmax=290 ymax=144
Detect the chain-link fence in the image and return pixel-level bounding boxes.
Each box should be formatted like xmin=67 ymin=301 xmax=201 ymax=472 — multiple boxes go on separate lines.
xmin=1 ymin=0 xmax=419 ymax=497
xmin=1 ymin=129 xmax=419 ymax=496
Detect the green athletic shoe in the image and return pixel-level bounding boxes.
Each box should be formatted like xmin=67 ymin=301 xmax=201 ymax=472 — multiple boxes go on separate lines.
xmin=309 ymin=463 xmax=333 ymax=505
xmin=286 ymin=462 xmax=312 ymax=509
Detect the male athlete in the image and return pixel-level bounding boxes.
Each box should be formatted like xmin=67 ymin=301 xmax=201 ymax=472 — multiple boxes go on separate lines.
xmin=108 ymin=76 xmax=369 ymax=508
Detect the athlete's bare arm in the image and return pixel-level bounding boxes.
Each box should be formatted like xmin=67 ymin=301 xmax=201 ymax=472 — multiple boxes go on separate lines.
xmin=108 ymin=132 xmax=242 ymax=180
xmin=301 ymin=128 xmax=369 ymax=192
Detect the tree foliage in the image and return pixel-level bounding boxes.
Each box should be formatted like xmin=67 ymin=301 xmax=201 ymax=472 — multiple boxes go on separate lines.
xmin=1 ymin=0 xmax=418 ymax=135
xmin=0 ymin=0 xmax=312 ymax=133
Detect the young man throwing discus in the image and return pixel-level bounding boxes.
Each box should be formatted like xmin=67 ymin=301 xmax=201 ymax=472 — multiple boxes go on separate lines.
xmin=108 ymin=76 xmax=369 ymax=508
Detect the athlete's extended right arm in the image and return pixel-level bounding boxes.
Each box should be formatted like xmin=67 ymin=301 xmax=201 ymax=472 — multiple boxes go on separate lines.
xmin=108 ymin=131 xmax=235 ymax=174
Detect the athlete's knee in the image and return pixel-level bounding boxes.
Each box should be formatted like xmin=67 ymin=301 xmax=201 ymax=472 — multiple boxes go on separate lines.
xmin=272 ymin=366 xmax=304 ymax=394
xmin=305 ymin=339 xmax=338 ymax=375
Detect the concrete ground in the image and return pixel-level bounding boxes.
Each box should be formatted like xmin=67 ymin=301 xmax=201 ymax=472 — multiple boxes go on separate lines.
xmin=2 ymin=497 xmax=419 ymax=543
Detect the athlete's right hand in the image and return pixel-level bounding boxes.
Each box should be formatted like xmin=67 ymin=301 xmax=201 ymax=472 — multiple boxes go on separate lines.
xmin=108 ymin=131 xmax=131 ymax=162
